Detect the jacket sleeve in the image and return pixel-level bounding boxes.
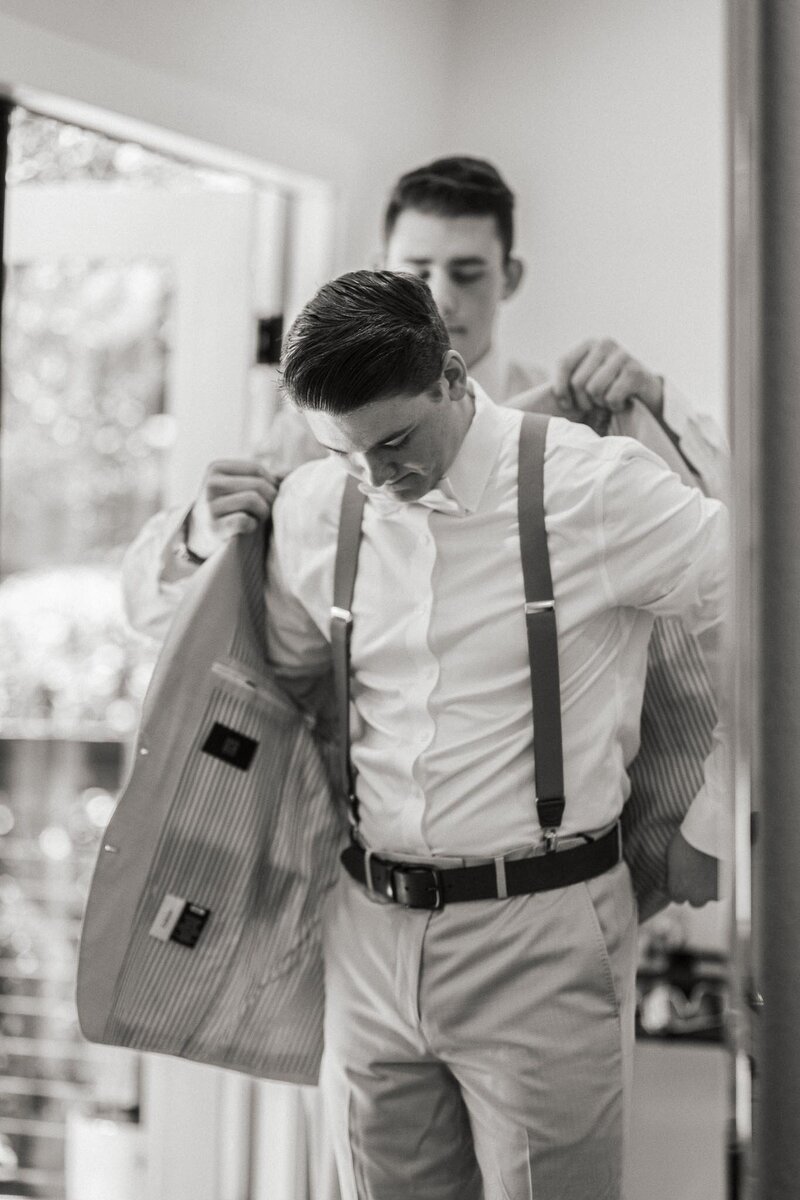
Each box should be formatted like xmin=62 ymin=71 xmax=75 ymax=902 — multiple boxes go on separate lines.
xmin=660 ymin=380 xmax=730 ymax=503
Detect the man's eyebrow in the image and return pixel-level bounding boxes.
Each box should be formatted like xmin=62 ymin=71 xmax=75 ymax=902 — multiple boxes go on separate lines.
xmin=318 ymin=423 xmax=416 ymax=455
xmin=373 ymin=423 xmax=415 ymax=448
xmin=402 ymin=255 xmax=488 ymax=268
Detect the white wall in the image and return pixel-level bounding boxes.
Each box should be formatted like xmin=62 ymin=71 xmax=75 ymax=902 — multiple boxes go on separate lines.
xmin=0 ymin=0 xmax=455 ymax=272
xmin=446 ymin=0 xmax=727 ymax=424
xmin=0 ymin=3 xmax=724 ymax=417
xmin=0 ymin=0 xmax=727 ymax=418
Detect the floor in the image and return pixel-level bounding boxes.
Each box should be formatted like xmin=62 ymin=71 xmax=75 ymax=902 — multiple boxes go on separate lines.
xmin=627 ymin=1040 xmax=728 ymax=1200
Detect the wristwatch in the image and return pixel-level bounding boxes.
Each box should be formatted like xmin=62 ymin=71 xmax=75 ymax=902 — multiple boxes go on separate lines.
xmin=174 ymin=511 xmax=208 ymax=567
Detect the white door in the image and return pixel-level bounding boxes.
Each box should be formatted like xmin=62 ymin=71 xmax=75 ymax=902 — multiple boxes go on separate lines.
xmin=6 ymin=181 xmax=287 ymax=502
xmin=4 ymin=177 xmax=286 ymax=1200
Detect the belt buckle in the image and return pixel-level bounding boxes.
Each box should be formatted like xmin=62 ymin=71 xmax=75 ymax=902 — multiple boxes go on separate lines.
xmin=390 ymin=864 xmax=444 ymax=910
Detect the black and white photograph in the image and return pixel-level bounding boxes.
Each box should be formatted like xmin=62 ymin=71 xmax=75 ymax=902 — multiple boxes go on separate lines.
xmin=0 ymin=1 xmax=790 ymax=1197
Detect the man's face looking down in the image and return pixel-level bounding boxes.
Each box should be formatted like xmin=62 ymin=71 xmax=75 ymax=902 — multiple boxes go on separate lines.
xmin=302 ymin=351 xmax=473 ymax=505
xmin=383 ymin=209 xmax=523 ymax=370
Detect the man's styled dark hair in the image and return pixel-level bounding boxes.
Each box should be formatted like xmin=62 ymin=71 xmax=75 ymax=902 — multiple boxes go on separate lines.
xmin=280 ymin=270 xmax=450 ymax=414
xmin=384 ymin=156 xmax=516 ymax=260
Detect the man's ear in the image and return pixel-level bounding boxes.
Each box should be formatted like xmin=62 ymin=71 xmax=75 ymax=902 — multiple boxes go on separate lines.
xmin=441 ymin=350 xmax=469 ymax=401
xmin=502 ymin=256 xmax=524 ymax=300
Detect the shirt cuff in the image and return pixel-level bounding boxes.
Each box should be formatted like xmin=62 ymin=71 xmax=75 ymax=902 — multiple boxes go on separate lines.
xmin=679 ymin=787 xmax=728 ymax=860
xmin=158 ymin=505 xmax=200 ymax=583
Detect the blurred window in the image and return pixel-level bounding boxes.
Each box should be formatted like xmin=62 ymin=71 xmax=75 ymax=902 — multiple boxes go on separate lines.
xmin=0 ymin=106 xmax=268 ymax=1200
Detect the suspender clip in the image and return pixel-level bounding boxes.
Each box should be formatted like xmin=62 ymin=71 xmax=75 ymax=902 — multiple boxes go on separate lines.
xmin=536 ymin=795 xmax=565 ymax=831
xmin=524 ymin=600 xmax=555 ymax=615
xmin=331 ymin=605 xmax=353 ymax=624
xmin=543 ymin=829 xmax=559 ymax=854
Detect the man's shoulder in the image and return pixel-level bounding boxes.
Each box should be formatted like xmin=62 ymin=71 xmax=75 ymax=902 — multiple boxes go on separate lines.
xmin=541 ymin=419 xmax=674 ymax=511
xmin=545 ymin=415 xmax=662 ymax=465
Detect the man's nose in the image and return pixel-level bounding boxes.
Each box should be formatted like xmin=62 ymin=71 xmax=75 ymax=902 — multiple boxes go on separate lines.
xmin=358 ymin=452 xmax=398 ymax=488
xmin=428 ymin=270 xmax=458 ymax=321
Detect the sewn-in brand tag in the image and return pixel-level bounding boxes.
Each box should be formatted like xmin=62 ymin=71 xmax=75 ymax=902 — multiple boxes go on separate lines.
xmin=202 ymin=722 xmax=258 ymax=770
xmin=149 ymin=894 xmax=211 ymax=949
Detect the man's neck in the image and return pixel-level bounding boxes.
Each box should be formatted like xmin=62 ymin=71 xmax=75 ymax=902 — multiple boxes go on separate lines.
xmin=440 ymin=390 xmax=477 ymax=481
xmin=467 ymin=342 xmax=501 ymax=397
xmin=467 ymin=340 xmax=496 ymax=375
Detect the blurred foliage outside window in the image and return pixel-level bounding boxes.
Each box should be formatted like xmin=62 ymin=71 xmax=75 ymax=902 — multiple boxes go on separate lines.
xmin=7 ymin=106 xmax=241 ymax=190
xmin=1 ymin=106 xmax=249 ymax=739
xmin=0 ymin=257 xmax=170 ymax=737
xmin=0 ymin=109 xmax=222 ymax=736
xmin=0 ymin=106 xmax=270 ymax=1199
xmin=0 ymin=107 xmax=239 ymax=1198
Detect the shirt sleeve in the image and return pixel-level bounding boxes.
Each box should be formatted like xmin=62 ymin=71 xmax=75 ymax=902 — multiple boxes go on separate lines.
xmin=597 ymin=439 xmax=728 ymax=637
xmin=679 ymin=733 xmax=731 ymax=858
xmin=120 ymin=506 xmax=197 ymax=641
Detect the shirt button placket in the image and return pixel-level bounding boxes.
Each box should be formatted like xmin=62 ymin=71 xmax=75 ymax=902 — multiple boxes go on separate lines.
xmin=407 ymin=512 xmax=437 ymax=847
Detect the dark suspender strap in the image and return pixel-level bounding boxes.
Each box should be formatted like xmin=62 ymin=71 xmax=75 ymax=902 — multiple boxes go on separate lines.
xmin=518 ymin=414 xmax=566 ymax=837
xmin=331 ymin=475 xmax=366 ymax=828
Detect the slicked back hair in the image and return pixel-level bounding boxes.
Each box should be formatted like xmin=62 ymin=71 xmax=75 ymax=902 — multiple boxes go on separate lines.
xmin=384 ymin=156 xmax=516 ymax=261
xmin=280 ymin=270 xmax=451 ymax=414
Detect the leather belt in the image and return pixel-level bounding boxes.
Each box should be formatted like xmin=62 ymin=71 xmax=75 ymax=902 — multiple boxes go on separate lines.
xmin=340 ymin=823 xmax=622 ymax=911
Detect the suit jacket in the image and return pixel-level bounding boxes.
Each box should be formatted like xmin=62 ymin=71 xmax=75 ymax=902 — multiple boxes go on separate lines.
xmin=77 ymin=526 xmax=344 ymax=1085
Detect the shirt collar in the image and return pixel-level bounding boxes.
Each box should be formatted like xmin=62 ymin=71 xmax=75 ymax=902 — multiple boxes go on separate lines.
xmin=437 ymin=381 xmax=504 ymax=515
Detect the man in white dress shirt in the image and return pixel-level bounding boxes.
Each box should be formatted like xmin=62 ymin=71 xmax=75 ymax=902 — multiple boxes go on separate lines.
xmin=120 ymin=155 xmax=726 ymax=1195
xmin=265 ymin=269 xmax=727 ymax=1199
xmin=122 ymin=157 xmax=727 ymax=643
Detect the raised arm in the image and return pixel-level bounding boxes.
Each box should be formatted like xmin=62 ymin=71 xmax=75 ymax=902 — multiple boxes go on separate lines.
xmin=121 ymin=459 xmax=278 ymax=640
xmin=121 ymin=404 xmax=325 ymax=640
xmin=509 ymin=338 xmax=729 ymax=502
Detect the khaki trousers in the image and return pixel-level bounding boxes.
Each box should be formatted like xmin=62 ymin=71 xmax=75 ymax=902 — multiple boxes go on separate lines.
xmin=320 ymin=858 xmax=637 ymax=1200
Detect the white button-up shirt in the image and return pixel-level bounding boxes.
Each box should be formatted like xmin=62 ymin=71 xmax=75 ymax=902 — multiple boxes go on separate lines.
xmin=266 ymin=385 xmax=727 ymax=860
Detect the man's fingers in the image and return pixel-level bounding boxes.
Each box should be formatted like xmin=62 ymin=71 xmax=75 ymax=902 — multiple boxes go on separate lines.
xmin=603 ymin=365 xmax=642 ymax=412
xmin=667 ymin=833 xmax=719 ymax=906
xmin=207 ymin=472 xmax=278 ymax=500
xmin=208 ymin=489 xmax=274 ymax=523
xmin=553 ymin=339 xmax=659 ymax=421
xmin=205 ymin=459 xmax=274 ymax=479
xmin=217 ymin=512 xmax=259 ymax=538
xmin=604 ymin=363 xmax=660 ymax=414
xmin=581 ymin=348 xmax=629 ymax=410
xmin=567 ymin=342 xmax=616 ymax=413
xmin=553 ymin=339 xmax=595 ymax=404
